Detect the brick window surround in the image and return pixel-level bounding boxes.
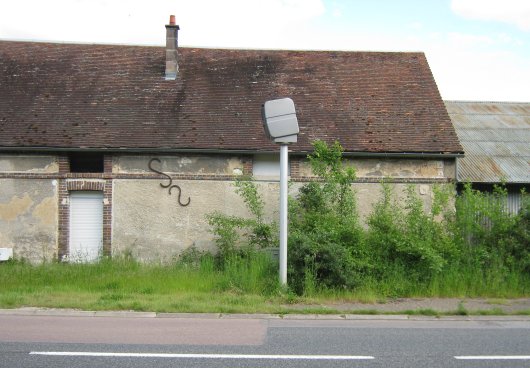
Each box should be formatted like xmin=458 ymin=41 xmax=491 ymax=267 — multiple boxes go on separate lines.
xmin=57 ymin=155 xmax=113 ymax=260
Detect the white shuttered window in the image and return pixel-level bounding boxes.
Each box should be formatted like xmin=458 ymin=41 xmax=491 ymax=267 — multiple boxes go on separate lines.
xmin=69 ymin=191 xmax=103 ymax=262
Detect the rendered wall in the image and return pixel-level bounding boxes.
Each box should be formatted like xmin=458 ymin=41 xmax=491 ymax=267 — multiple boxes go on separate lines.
xmin=112 ymin=154 xmax=256 ymax=260
xmin=0 ymin=155 xmax=58 ymax=262
xmin=0 ymin=153 xmax=455 ymax=262
xmin=111 ymin=155 xmax=454 ymax=261
xmin=0 ymin=155 xmax=59 ymax=173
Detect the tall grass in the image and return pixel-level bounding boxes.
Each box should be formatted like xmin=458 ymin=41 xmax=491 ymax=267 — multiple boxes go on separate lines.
xmin=0 ymin=252 xmax=281 ymax=312
xmin=425 ymin=265 xmax=529 ymax=298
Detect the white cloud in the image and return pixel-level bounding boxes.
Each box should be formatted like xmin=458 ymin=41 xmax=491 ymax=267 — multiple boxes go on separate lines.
xmin=0 ymin=0 xmax=325 ymax=46
xmin=447 ymin=32 xmax=494 ymax=47
xmin=176 ymin=0 xmax=325 ymax=48
xmin=0 ymin=0 xmax=175 ymax=44
xmin=407 ymin=22 xmax=424 ymax=31
xmin=451 ymin=0 xmax=530 ymax=31
xmin=424 ymin=34 xmax=530 ymax=102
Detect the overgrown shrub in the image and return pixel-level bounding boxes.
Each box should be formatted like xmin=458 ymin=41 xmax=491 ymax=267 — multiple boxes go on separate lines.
xmin=365 ymin=183 xmax=455 ymax=283
xmin=455 ymin=184 xmax=530 ymax=273
xmin=205 ymin=140 xmax=530 ymax=297
xmin=288 ymin=230 xmax=362 ymax=294
xmin=206 ymin=212 xmax=249 ymax=260
xmin=206 ymin=175 xmax=277 ymax=268
xmin=288 ymin=140 xmax=366 ymax=294
xmin=234 ymin=178 xmax=277 ymax=249
xmin=178 ymin=244 xmax=209 ymax=269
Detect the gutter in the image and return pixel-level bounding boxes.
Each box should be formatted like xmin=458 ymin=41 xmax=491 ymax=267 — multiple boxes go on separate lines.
xmin=0 ymin=146 xmax=464 ymax=159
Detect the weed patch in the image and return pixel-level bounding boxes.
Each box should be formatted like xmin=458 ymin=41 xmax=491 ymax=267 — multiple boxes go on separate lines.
xmin=206 ymin=140 xmax=529 ymax=299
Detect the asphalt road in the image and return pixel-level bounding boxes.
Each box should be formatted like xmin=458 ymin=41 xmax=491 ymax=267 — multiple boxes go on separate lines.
xmin=1 ymin=314 xmax=530 ymax=367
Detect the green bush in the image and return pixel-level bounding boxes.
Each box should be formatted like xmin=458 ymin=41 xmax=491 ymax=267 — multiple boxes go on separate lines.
xmin=455 ymin=184 xmax=530 ymax=273
xmin=288 ymin=140 xmax=367 ymax=294
xmin=288 ymin=230 xmax=362 ymax=295
xmin=206 ymin=175 xmax=278 ymax=274
xmin=365 ymin=183 xmax=455 ymax=283
xmin=205 ymin=140 xmax=530 ymax=297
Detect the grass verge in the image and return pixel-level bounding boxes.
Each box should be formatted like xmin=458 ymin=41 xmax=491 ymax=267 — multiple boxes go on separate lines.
xmin=1 ymin=257 xmax=529 ymax=315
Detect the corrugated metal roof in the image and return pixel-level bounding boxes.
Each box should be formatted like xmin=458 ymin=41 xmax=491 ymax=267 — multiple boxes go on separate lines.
xmin=445 ymin=101 xmax=530 ymax=184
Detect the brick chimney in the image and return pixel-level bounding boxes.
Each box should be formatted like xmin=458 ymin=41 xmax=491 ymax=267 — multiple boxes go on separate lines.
xmin=165 ymin=15 xmax=180 ymax=80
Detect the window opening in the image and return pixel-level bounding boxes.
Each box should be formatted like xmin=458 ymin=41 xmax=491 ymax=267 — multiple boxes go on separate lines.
xmin=69 ymin=153 xmax=104 ymax=173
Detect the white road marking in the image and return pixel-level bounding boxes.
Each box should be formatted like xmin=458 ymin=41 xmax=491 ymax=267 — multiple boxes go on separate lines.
xmin=30 ymin=351 xmax=374 ymax=360
xmin=455 ymin=356 xmax=530 ymax=360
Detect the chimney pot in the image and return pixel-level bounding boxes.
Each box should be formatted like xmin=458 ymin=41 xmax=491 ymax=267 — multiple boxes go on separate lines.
xmin=169 ymin=15 xmax=176 ymax=25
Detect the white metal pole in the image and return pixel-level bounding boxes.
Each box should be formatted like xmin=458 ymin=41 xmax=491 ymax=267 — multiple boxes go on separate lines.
xmin=279 ymin=144 xmax=289 ymax=285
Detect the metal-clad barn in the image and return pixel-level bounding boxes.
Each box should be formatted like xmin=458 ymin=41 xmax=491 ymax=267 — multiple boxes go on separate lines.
xmin=445 ymin=101 xmax=530 ymax=213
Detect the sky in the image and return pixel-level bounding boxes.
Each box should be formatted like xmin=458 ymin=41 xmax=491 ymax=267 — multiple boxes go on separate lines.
xmin=0 ymin=0 xmax=529 ymax=102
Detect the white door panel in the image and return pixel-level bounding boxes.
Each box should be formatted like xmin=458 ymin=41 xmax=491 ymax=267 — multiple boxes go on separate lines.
xmin=69 ymin=191 xmax=103 ymax=262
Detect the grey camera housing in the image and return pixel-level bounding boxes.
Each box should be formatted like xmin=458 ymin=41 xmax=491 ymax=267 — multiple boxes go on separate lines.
xmin=262 ymin=98 xmax=299 ymax=143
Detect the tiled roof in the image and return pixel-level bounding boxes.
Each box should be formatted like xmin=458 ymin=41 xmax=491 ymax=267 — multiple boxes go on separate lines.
xmin=445 ymin=101 xmax=530 ymax=183
xmin=0 ymin=40 xmax=462 ymax=154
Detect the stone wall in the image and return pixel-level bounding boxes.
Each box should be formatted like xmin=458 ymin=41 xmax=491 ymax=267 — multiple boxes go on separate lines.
xmin=297 ymin=157 xmax=455 ymax=180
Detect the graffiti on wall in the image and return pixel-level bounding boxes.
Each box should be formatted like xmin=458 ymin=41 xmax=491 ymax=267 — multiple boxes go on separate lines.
xmin=148 ymin=158 xmax=191 ymax=207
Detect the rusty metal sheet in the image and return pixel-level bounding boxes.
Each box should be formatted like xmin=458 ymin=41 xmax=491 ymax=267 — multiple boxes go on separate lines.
xmin=446 ymin=101 xmax=530 ymax=183
xmin=458 ymin=128 xmax=529 ymax=142
xmin=446 ymin=101 xmax=530 ymax=116
xmin=458 ymin=155 xmax=530 ymax=183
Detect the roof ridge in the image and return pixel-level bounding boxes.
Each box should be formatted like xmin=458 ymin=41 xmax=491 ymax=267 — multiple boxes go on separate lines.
xmin=445 ymin=100 xmax=530 ymax=105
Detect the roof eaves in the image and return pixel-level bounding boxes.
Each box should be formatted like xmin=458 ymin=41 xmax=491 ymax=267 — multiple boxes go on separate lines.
xmin=0 ymin=146 xmax=465 ymax=158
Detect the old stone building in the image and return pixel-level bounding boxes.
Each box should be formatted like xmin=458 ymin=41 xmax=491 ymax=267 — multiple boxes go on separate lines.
xmin=0 ymin=19 xmax=462 ymax=262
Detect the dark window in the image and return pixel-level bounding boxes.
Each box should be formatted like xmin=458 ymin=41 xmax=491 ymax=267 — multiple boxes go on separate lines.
xmin=69 ymin=153 xmax=104 ymax=173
